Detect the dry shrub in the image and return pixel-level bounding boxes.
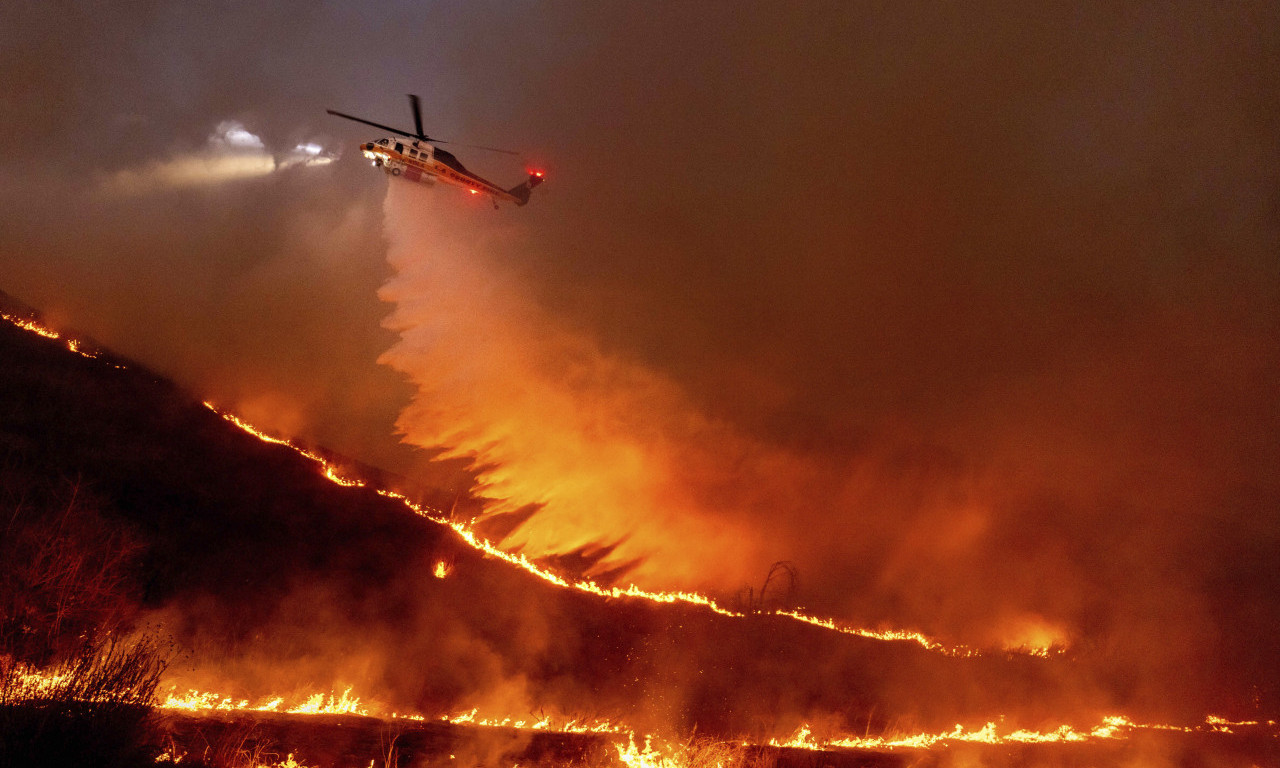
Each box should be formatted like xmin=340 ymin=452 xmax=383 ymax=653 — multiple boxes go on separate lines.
xmin=0 ymin=474 xmax=163 ymax=767
xmin=0 ymin=475 xmax=142 ymax=665
xmin=0 ymin=634 xmax=167 ymax=768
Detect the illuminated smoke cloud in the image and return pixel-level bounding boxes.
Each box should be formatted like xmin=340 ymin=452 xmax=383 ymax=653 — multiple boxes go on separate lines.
xmin=100 ymin=120 xmax=337 ymax=195
xmin=208 ymin=120 xmax=266 ymax=150
xmin=278 ymin=142 xmax=337 ymax=170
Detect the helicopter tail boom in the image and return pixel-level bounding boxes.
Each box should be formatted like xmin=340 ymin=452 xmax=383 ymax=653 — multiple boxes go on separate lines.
xmin=506 ymin=172 xmax=545 ymax=206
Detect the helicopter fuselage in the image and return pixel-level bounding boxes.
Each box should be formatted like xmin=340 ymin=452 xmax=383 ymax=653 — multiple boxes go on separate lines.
xmin=328 ymin=96 xmax=543 ymax=206
xmin=361 ymin=137 xmax=530 ymax=205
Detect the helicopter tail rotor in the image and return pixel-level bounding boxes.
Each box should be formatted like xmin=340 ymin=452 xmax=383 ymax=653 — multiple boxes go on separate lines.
xmin=505 ymin=171 xmax=545 ymax=206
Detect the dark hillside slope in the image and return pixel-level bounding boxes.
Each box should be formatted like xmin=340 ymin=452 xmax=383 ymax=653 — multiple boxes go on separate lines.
xmin=0 ymin=291 xmax=1103 ymax=738
xmin=0 ymin=291 xmax=440 ymax=616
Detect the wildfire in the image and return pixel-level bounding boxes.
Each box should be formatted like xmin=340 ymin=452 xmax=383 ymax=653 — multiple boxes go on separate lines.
xmin=160 ymin=687 xmax=369 ymax=717
xmin=8 ymin=306 xmax=1280 ymax=768
xmin=203 ymin=395 xmax=1084 ymax=658
xmin=199 ymin=401 xmax=1038 ymax=658
xmin=0 ymin=308 xmax=1052 ymax=659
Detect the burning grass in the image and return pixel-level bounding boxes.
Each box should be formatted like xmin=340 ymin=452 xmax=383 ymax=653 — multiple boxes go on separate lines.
xmin=0 ymin=635 xmax=167 ymax=768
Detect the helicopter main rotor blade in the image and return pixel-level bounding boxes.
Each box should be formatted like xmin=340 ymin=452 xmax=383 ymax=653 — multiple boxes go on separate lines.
xmin=409 ymin=94 xmax=426 ymax=140
xmin=441 ymin=141 xmax=521 ymax=156
xmin=329 ymin=104 xmax=517 ymax=155
xmin=325 ymin=109 xmax=423 ymax=141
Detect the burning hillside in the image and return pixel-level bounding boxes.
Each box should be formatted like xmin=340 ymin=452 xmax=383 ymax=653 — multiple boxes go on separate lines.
xmin=3 ymin=293 xmax=1279 ymax=767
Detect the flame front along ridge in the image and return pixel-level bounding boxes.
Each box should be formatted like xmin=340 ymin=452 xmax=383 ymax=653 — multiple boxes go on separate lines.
xmin=201 ymin=400 xmax=1041 ymax=660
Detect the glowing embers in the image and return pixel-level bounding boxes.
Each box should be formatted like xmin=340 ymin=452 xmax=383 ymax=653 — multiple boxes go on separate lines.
xmin=433 ymin=560 xmax=452 ymax=578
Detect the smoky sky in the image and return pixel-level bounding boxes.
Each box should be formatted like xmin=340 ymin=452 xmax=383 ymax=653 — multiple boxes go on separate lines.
xmin=2 ymin=1 xmax=1279 ymax=714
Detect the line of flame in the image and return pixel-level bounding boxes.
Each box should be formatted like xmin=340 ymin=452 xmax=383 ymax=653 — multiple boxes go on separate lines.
xmin=768 ymin=713 xmax=1280 ymax=752
xmin=18 ymin=666 xmax=1278 ymax=758
xmin=160 ymin=687 xmax=368 ymax=716
xmin=2 ymin=311 xmax=100 ymax=361
xmin=438 ymin=707 xmax=628 ymax=734
xmin=158 ymin=685 xmax=625 ymax=735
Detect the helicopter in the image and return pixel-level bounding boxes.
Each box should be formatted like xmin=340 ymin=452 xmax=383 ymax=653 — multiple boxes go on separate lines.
xmin=327 ymin=95 xmax=543 ymax=207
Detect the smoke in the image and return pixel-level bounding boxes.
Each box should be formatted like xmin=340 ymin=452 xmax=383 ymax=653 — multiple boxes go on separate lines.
xmin=375 ymin=0 xmax=1280 ymax=701
xmin=2 ymin=0 xmax=1278 ymax=725
xmin=379 ymin=182 xmax=777 ymax=591
xmin=99 ymin=121 xmax=337 ymax=197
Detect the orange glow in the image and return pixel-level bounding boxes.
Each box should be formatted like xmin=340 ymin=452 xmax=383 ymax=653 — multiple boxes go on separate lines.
xmin=1 ymin=308 xmax=1064 ymax=662
xmin=196 ymin=398 xmax=1042 ymax=658
xmin=8 ymin=272 xmax=1278 ymax=767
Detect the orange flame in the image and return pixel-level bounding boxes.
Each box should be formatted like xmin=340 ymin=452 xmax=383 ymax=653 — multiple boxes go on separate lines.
xmin=1 ymin=311 xmax=100 ymax=360
xmin=160 ymin=687 xmax=369 ymax=716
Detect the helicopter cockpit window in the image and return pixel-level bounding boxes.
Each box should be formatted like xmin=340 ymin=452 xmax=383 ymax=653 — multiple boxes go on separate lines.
xmin=377 ymin=138 xmax=389 ymax=146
